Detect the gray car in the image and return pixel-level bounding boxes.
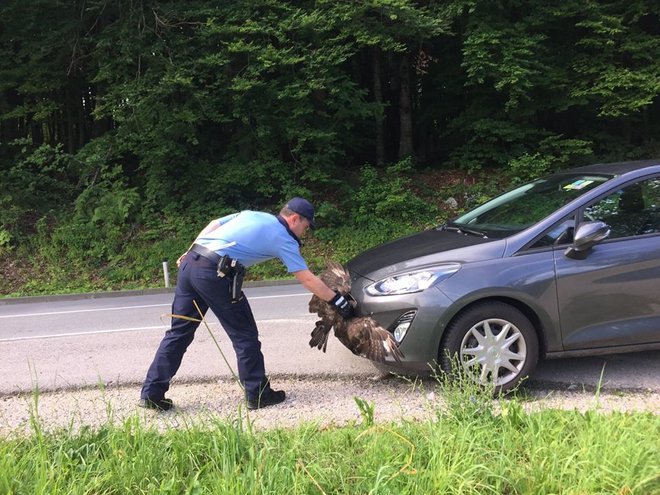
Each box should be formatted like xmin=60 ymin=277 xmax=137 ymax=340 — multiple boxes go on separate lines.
xmin=347 ymin=159 xmax=660 ymax=392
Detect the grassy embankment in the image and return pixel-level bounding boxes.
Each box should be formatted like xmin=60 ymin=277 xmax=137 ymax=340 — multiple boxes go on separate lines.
xmin=0 ymin=168 xmax=503 ymax=298
xmin=2 ymin=380 xmax=658 ymax=494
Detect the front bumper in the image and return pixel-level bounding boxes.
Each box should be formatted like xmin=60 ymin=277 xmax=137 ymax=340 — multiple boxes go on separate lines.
xmin=352 ymin=275 xmax=455 ymax=367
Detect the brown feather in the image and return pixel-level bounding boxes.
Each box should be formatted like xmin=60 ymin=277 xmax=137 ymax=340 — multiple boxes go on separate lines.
xmin=308 ymin=294 xmax=325 ymax=314
xmin=308 ymin=260 xmax=404 ymax=363
xmin=309 ymin=319 xmax=332 ymax=353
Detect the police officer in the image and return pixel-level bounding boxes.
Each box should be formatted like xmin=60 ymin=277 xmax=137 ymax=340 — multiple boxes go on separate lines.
xmin=139 ymin=198 xmax=354 ymax=411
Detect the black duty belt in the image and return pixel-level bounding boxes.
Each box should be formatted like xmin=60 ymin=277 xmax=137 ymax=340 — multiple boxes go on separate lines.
xmin=190 ymin=243 xmax=245 ymax=302
xmin=190 ymin=243 xmax=222 ymax=264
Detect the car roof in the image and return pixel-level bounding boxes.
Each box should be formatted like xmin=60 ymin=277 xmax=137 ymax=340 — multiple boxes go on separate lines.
xmin=561 ymin=158 xmax=660 ymax=177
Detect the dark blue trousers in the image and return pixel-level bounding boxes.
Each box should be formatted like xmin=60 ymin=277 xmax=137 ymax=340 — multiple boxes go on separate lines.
xmin=141 ymin=252 xmax=270 ymax=402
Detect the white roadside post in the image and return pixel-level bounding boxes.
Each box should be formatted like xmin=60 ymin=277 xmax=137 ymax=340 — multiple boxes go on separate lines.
xmin=162 ymin=259 xmax=170 ymax=288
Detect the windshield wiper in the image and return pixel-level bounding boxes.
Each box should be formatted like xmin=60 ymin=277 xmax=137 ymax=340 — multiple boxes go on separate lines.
xmin=440 ymin=223 xmax=488 ymax=238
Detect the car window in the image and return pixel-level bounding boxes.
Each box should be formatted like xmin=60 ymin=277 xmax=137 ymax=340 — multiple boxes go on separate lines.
xmin=452 ymin=174 xmax=609 ymax=239
xmin=584 ymin=176 xmax=660 ymax=239
xmin=530 ymin=216 xmax=576 ymax=248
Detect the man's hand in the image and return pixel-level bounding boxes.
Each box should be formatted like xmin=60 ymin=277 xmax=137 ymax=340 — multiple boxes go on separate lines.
xmin=329 ymin=290 xmax=355 ymax=319
xmin=176 ymin=251 xmax=188 ymax=268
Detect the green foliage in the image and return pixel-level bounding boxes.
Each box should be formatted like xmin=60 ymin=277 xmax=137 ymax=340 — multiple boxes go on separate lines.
xmin=570 ymin=1 xmax=660 ymax=118
xmin=352 ymin=158 xmax=434 ymax=229
xmin=354 ymin=396 xmax=376 ymax=427
xmin=0 ymin=140 xmax=80 ymax=241
xmin=508 ymin=136 xmax=594 ymax=183
xmin=444 ymin=0 xmax=660 ymax=169
xmin=1 ymin=0 xmax=659 ymax=295
xmin=26 ymin=162 xmax=140 ymax=274
xmin=0 ymin=228 xmax=11 ymax=257
xmin=85 ymin=0 xmax=384 ymax=212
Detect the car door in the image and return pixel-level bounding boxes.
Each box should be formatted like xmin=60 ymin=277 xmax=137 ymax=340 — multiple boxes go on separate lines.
xmin=554 ymin=175 xmax=660 ymax=350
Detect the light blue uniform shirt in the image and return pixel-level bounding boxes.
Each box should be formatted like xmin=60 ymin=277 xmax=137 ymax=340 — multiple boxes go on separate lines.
xmin=194 ymin=211 xmax=308 ymax=273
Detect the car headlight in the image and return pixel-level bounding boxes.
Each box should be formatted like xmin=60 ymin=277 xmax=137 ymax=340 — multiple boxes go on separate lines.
xmin=365 ymin=264 xmax=461 ymax=296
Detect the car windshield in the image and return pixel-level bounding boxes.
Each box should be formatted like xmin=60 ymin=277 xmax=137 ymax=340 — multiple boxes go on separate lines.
xmin=449 ymin=174 xmax=611 ymax=238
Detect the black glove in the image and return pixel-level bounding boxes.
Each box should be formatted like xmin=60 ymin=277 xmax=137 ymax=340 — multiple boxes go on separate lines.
xmin=329 ymin=290 xmax=355 ymax=319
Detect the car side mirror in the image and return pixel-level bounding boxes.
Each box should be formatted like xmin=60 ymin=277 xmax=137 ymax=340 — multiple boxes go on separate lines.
xmin=564 ymin=221 xmax=610 ymax=259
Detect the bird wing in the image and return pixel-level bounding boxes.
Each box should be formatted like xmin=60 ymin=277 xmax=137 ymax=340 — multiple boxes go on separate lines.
xmin=319 ymin=260 xmax=352 ymax=294
xmin=343 ymin=316 xmax=404 ymax=363
xmin=310 ymin=260 xmax=404 ymax=363
xmin=308 ymin=294 xmax=326 ymax=315
xmin=309 ymin=319 xmax=333 ymax=353
xmin=308 ymin=293 xmax=342 ymax=353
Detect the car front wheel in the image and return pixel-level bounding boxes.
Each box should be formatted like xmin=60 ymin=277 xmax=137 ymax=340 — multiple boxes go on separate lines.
xmin=440 ymin=301 xmax=539 ymax=393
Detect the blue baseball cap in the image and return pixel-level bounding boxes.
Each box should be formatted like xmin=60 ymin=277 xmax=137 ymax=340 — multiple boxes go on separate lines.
xmin=286 ymin=197 xmax=316 ymax=229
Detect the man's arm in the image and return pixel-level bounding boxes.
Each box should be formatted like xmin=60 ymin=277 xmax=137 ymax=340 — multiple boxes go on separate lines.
xmin=294 ymin=269 xmax=336 ymax=301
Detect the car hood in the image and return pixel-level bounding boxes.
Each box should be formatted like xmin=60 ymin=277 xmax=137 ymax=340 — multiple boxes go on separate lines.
xmin=347 ymin=228 xmax=504 ymax=282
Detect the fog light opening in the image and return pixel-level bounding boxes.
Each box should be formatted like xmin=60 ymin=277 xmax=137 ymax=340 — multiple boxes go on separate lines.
xmin=394 ymin=322 xmax=410 ymax=343
xmin=392 ymin=310 xmax=417 ymax=344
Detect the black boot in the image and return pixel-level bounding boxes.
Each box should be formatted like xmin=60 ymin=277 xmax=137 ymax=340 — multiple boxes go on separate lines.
xmin=246 ymin=389 xmax=286 ymax=410
xmin=138 ymin=397 xmax=175 ymax=411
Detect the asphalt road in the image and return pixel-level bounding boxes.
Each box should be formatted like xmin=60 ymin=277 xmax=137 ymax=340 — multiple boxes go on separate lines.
xmin=1 ymin=286 xmax=659 ymax=395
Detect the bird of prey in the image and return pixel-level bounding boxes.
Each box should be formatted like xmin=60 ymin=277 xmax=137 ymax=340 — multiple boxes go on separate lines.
xmin=309 ymin=261 xmax=404 ymax=363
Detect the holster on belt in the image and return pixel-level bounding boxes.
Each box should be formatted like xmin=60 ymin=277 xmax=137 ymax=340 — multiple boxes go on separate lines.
xmin=216 ymin=254 xmax=245 ymax=302
xmin=190 ymin=245 xmax=245 ymax=302
xmin=230 ymin=264 xmax=245 ymax=303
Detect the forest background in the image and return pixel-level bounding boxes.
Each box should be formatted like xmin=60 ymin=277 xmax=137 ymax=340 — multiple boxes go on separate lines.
xmin=1 ymin=0 xmax=658 ymax=297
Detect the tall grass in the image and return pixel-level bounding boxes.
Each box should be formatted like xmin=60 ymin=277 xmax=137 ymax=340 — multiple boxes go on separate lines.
xmin=1 ymin=382 xmax=658 ymax=494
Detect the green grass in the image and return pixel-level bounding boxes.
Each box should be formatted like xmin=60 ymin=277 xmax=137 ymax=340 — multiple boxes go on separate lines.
xmin=2 ymin=387 xmax=658 ymax=494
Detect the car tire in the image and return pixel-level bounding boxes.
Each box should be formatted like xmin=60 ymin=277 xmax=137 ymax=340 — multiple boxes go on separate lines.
xmin=440 ymin=301 xmax=539 ymax=393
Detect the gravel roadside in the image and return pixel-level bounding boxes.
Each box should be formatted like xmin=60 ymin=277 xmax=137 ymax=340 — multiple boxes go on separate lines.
xmin=1 ymin=374 xmax=658 ymax=437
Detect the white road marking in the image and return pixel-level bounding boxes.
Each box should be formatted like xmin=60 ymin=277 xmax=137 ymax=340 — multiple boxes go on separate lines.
xmin=0 ymin=316 xmax=317 ymax=342
xmin=0 ymin=304 xmax=170 ymax=319
xmin=0 ymin=293 xmax=309 ymax=319
xmin=0 ymin=326 xmax=167 ymax=342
